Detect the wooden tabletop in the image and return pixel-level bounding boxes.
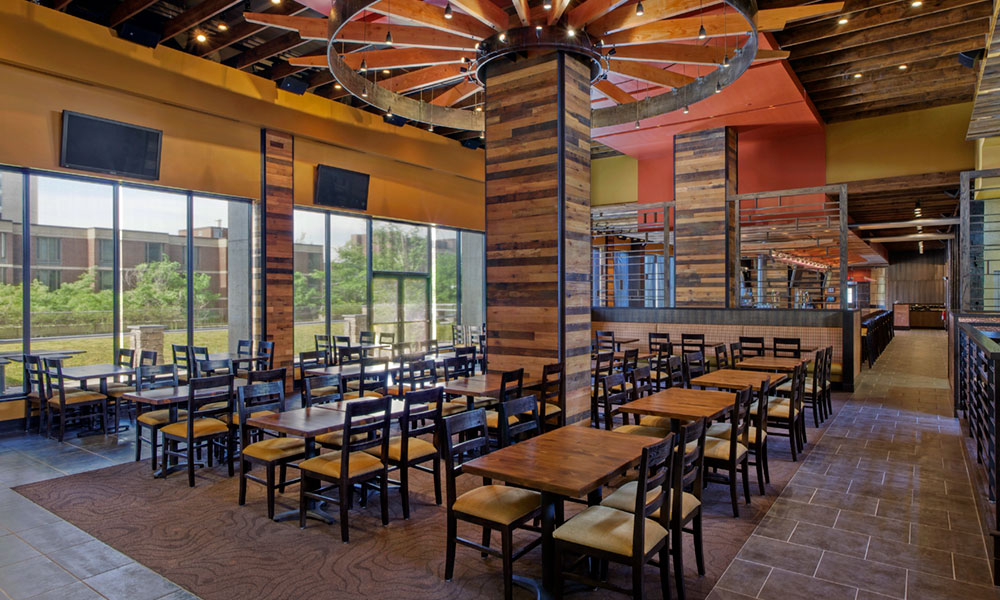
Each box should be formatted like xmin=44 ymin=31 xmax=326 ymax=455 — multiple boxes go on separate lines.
xmin=4 ymin=350 xmax=86 ymax=362
xmin=440 ymin=373 xmax=540 ymax=397
xmin=60 ymin=364 xmax=135 ymax=380
xmin=121 ymin=381 xmax=245 ymax=405
xmin=209 ymin=353 xmax=266 ymax=363
xmin=316 ymin=398 xmax=419 ymax=419
xmin=246 ymin=407 xmax=352 ymax=438
xmin=689 ymin=368 xmax=784 ymax=391
xmin=735 ymin=356 xmax=805 ymax=372
xmin=305 ymin=363 xmax=401 ymax=378
xmin=463 ymin=427 xmax=664 ymax=498
xmin=620 ymin=388 xmax=735 ymax=421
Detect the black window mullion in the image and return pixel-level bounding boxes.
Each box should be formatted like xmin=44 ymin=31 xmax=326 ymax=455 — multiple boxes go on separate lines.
xmin=325 ymin=213 xmax=332 ymax=343
xmin=112 ymin=182 xmax=121 ymax=357
xmin=366 ymin=218 xmax=373 ymax=334
xmin=21 ymin=170 xmax=30 ymax=392
xmin=186 ymin=192 xmax=194 ymax=347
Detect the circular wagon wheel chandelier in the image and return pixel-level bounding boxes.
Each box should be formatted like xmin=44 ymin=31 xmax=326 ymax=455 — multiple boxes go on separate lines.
xmin=324 ymin=0 xmax=759 ymax=131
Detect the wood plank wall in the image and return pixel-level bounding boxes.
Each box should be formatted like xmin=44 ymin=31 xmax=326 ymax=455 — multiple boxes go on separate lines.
xmin=887 ymin=249 xmax=947 ymax=305
xmin=673 ymin=127 xmax=738 ymax=307
xmin=259 ymin=129 xmax=295 ymax=391
xmin=484 ymin=52 xmax=592 ymax=420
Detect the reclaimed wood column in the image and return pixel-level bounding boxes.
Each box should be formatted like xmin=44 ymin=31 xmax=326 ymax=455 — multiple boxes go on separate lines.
xmin=256 ymin=129 xmax=295 ymax=391
xmin=673 ymin=127 xmax=738 ymax=307
xmin=484 ymin=52 xmax=592 ymax=420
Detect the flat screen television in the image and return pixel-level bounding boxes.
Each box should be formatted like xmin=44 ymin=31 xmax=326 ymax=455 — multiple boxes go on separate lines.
xmin=314 ymin=164 xmax=369 ymax=211
xmin=60 ymin=111 xmax=162 ymax=180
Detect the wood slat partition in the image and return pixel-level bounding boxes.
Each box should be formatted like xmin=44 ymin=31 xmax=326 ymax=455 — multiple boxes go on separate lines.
xmin=673 ymin=127 xmax=737 ymax=307
xmin=259 ymin=129 xmax=295 ymax=391
xmin=484 ymin=52 xmax=592 ymax=420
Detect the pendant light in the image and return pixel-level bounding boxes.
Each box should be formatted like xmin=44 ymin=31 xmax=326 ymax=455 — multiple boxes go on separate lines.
xmin=359 ymin=58 xmax=368 ymax=73
xmin=444 ymin=2 xmax=453 ymax=18
xmin=385 ymin=30 xmax=393 ymax=45
xmin=683 ymin=105 xmax=690 ymax=114
xmin=698 ymin=24 xmax=707 ymax=39
xmin=385 ymin=0 xmax=393 ymax=45
xmin=635 ymin=1 xmax=644 ymax=16
xmin=698 ymin=0 xmax=706 ymax=39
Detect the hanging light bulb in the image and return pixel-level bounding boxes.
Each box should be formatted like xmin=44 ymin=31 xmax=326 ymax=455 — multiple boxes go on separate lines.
xmin=359 ymin=58 xmax=367 ymax=73
xmin=683 ymin=105 xmax=690 ymax=114
xmin=543 ymin=0 xmax=552 ymax=8
xmin=634 ymin=119 xmax=640 ymax=129
xmin=567 ymin=27 xmax=575 ymax=37
xmin=362 ymin=86 xmax=368 ymax=97
xmin=386 ymin=107 xmax=393 ymax=117
xmin=428 ymin=123 xmax=434 ymax=132
xmin=385 ymin=30 xmax=393 ymax=45
xmin=334 ymin=83 xmax=343 ymax=90
xmin=195 ymin=32 xmax=207 ymax=42
xmin=444 ymin=2 xmax=453 ymax=18
xmin=715 ymin=81 xmax=721 ymax=93
xmin=723 ymin=54 xmax=730 ymax=68
xmin=698 ymin=24 xmax=707 ymax=39
xmin=635 ymin=1 xmax=644 ymax=16
xmin=499 ymin=32 xmax=506 ymax=42
xmin=480 ymin=130 xmax=485 ymax=139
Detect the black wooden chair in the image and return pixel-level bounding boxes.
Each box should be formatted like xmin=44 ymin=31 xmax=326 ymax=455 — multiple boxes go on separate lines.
xmin=160 ymin=373 xmax=235 ymax=487
xmin=538 ymin=362 xmax=565 ymax=429
xmin=134 ymin=364 xmax=181 ymax=469
xmin=703 ymin=386 xmax=753 ymax=517
xmin=738 ymin=336 xmax=765 ymax=358
xmin=43 ymin=357 xmax=108 ymax=442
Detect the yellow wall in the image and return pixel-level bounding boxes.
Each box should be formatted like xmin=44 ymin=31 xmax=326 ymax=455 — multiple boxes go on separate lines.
xmin=826 ymin=103 xmax=975 ymax=183
xmin=0 ymin=2 xmax=484 ymax=229
xmin=591 ymin=156 xmax=638 ymax=206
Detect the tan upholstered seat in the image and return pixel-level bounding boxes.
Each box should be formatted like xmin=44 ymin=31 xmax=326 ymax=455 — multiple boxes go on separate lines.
xmin=553 ymin=505 xmax=667 ymax=557
xmin=200 ymin=401 xmax=229 ymax=412
xmin=315 ymin=431 xmax=369 ymax=448
xmin=47 ymin=391 xmax=105 ymax=406
xmin=601 ymin=481 xmax=700 ymax=522
xmin=343 ymin=391 xmax=384 ymax=399
xmin=299 ymin=451 xmax=383 ymax=479
xmin=776 ymin=380 xmax=818 ymax=394
xmin=768 ymin=403 xmax=792 ymax=419
xmin=442 ymin=401 xmax=467 ymax=416
xmin=137 ymin=409 xmax=188 ymax=426
xmin=104 ymin=382 xmax=134 ymax=397
xmin=309 ymin=385 xmax=341 ymax=398
xmin=702 ymin=437 xmax=748 ymax=461
xmin=613 ymin=424 xmax=668 ymax=438
xmin=485 ymin=411 xmax=519 ymax=428
xmin=243 ymin=437 xmax=306 ymax=461
xmin=231 ymin=410 xmax=276 ymax=425
xmin=452 ymin=485 xmax=541 ymax=525
xmin=639 ymin=416 xmax=672 ymax=430
xmin=610 ymin=381 xmax=634 ymax=393
xmin=388 ymin=384 xmax=414 ymax=396
xmin=365 ymin=436 xmax=436 ymax=461
xmin=161 ymin=417 xmax=228 ymax=438
xmin=538 ymin=402 xmax=562 ymax=417
xmin=706 ymin=422 xmax=766 ymax=444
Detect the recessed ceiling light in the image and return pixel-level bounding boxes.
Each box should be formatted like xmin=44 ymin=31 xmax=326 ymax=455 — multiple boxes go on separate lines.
xmin=853 ymin=72 xmax=862 ymax=78
xmin=217 ymin=23 xmax=228 ymax=31
xmin=334 ymin=83 xmax=342 ymax=89
xmin=270 ymin=0 xmax=281 ymax=5
xmin=195 ymin=32 xmax=207 ymax=42
xmin=899 ymin=64 xmax=908 ymax=70
xmin=568 ymin=27 xmax=575 ymax=37
xmin=543 ymin=0 xmax=552 ymax=8
xmin=911 ymin=0 xmax=922 ymax=6
xmin=536 ymin=25 xmax=543 ymax=30
xmin=499 ymin=32 xmax=506 ymax=42
xmin=837 ymin=17 xmax=848 ymax=24
xmin=382 ymin=69 xmax=390 ymax=74
xmin=475 ymin=105 xmax=482 ymax=111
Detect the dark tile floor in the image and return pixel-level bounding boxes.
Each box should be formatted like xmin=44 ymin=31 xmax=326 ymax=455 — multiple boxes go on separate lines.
xmin=709 ymin=329 xmax=1000 ymax=600
xmin=0 ymin=423 xmax=195 ymax=599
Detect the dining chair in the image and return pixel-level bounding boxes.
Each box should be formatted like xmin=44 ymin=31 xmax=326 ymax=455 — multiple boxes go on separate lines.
xmin=440 ymin=409 xmax=542 ymax=600
xmin=190 ymin=346 xmax=209 ymax=368
xmin=554 ymin=435 xmax=675 ymax=600
xmin=297 ymin=350 xmax=329 ymax=383
xmin=298 ymin=396 xmax=391 ymax=542
xmin=820 ymin=346 xmax=834 ymax=418
xmin=133 ymin=364 xmax=181 ymax=469
xmin=359 ymin=331 xmax=376 ymax=345
xmin=648 ymin=342 xmax=673 ymax=392
xmin=365 ymin=386 xmax=444 ymax=519
xmin=630 ymin=365 xmax=672 ymax=431
xmin=738 ymin=336 xmax=765 ymax=358
xmin=102 ymin=348 xmax=137 ymax=431
xmin=43 ymin=357 xmax=108 ymax=442
xmin=766 ymin=362 xmax=807 ymax=461
xmin=349 ymin=357 xmax=390 ymax=399
xmin=451 ymin=324 xmax=465 ymax=348
xmin=22 ymin=355 xmax=47 ymax=433
xmin=486 ymin=368 xmax=523 ymax=441
xmin=711 ymin=378 xmax=771 ymax=495
xmin=237 ymin=339 xmax=254 ymax=358
xmin=778 ymin=348 xmax=824 ymax=426
xmin=195 ymin=357 xmax=232 ymax=378
xmin=391 ymin=358 xmax=437 ymax=397
xmin=378 ymin=332 xmax=396 ymax=358
xmin=160 ymin=373 xmax=235 ymax=487
xmin=172 ymin=344 xmax=191 ymax=383
xmin=682 ymin=352 xmax=706 ymax=387
xmin=538 ymin=362 xmax=565 ymax=429
xmin=680 ymin=334 xmax=705 ymax=360
xmin=601 ymin=372 xmax=667 ymax=438
xmin=703 ymin=386 xmax=753 ymax=517
xmin=648 ymin=331 xmax=670 ymax=353
xmin=247 ymin=368 xmax=286 ymax=385
xmin=302 ymin=373 xmax=344 ymax=408
xmin=314 ymin=334 xmax=332 ymax=356
xmin=496 ymin=394 xmax=539 ymax=448
xmin=237 ymin=380 xmax=304 ymax=519
xmin=256 ymin=341 xmax=275 ymax=371
xmin=595 ymin=330 xmax=617 ymax=353
xmin=713 ymin=344 xmax=730 ymax=371
xmin=454 ymin=345 xmax=478 ymax=375
xmin=336 ymin=344 xmax=361 ymax=367
xmin=592 ymin=350 xmax=615 ymax=428
xmin=772 ymin=337 xmax=801 ymax=359
xmin=729 ymin=342 xmax=745 ymax=362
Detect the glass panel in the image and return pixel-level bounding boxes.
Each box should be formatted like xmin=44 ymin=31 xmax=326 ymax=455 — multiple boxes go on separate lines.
xmin=433 ymin=228 xmax=457 ymax=341
xmin=372 ymin=220 xmax=428 ymax=273
xmin=293 ymin=210 xmax=326 ymax=355
xmin=330 ymin=214 xmax=368 ymax=339
xmin=460 ymin=231 xmax=484 ymax=329
xmin=372 ymin=277 xmax=399 ymax=342
xmin=29 ymin=175 xmax=114 ymax=370
xmin=403 ymin=277 xmax=429 ymax=344
xmin=192 ymin=196 xmax=251 ymax=354
xmin=0 ymin=169 xmax=23 ymax=392
xmin=120 ymin=186 xmax=189 ymax=360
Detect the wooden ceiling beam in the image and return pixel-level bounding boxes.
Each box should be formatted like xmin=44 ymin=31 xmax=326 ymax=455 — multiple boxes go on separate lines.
xmin=610 ymin=43 xmax=788 ymax=64
xmin=335 ymin=22 xmax=478 ymax=49
xmin=512 ymin=0 xmax=531 ymax=26
xmin=269 ymin=61 xmax=310 ymax=80
xmin=603 ymin=3 xmax=844 ymax=45
xmin=242 ymin=13 xmax=329 ymax=39
xmin=368 ymin=0 xmax=495 ymax=39
xmin=845 ymin=171 xmax=961 ymax=195
xmin=198 ymin=4 xmax=309 ymax=57
xmin=816 ymin=83 xmax=974 ymax=112
xmin=568 ymin=0 xmax=629 ymax=28
xmin=382 ymin=64 xmax=466 ymax=93
xmin=162 ymin=0 xmax=243 ymax=43
xmin=804 ymin=56 xmax=960 ymax=93
xmin=547 ymin=0 xmax=573 ymax=25
xmin=307 ymin=71 xmax=337 ymax=89
xmin=431 ymin=80 xmax=481 ymax=105
xmin=788 ymin=2 xmax=992 ymax=60
xmin=448 ymin=0 xmax=509 ymax=30
xmin=588 ymin=0 xmax=721 ymax=35
xmin=778 ymin=0 xmax=986 ymax=47
xmin=594 ymin=79 xmax=637 ymax=103
xmin=340 ymin=48 xmax=474 ymax=69
xmin=822 ymin=91 xmax=974 ymax=122
xmin=792 ymin=28 xmax=985 ymax=76
xmin=608 ymin=59 xmax=694 ymax=87
xmin=108 ymin=0 xmax=157 ymax=27
xmin=52 ymin=0 xmax=74 ymax=10
xmin=230 ymin=31 xmax=308 ymax=69
xmin=809 ymin=66 xmax=976 ymax=103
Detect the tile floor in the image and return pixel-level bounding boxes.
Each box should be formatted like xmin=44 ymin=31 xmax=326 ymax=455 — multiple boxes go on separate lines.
xmin=0 ymin=329 xmax=995 ymax=600
xmin=710 ymin=329 xmax=1000 ymax=600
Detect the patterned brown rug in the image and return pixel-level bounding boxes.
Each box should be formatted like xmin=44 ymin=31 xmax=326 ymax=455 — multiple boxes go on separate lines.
xmin=14 ymin=408 xmax=837 ymax=600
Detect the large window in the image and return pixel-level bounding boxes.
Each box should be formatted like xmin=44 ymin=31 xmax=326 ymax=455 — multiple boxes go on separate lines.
xmin=434 ymin=229 xmax=457 ymax=341
xmin=330 ymin=214 xmax=368 ymax=337
xmin=293 ymin=210 xmax=326 ymax=355
xmin=0 ymin=169 xmax=23 ymax=392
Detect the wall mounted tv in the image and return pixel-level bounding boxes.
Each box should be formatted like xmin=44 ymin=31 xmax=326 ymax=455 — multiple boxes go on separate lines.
xmin=314 ymin=164 xmax=369 ymax=211
xmin=60 ymin=111 xmax=162 ymax=180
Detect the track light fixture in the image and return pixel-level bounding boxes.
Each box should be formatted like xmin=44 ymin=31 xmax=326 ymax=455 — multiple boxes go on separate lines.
xmin=444 ymin=3 xmax=453 ymax=18
xmin=635 ymin=1 xmax=644 ymax=16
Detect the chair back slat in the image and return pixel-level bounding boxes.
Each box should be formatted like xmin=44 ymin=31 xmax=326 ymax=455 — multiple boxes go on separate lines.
xmin=682 ymin=352 xmax=706 ymax=387
xmin=186 ymin=374 xmax=234 ymax=420
xmin=299 ymin=350 xmax=329 ymax=375
xmin=196 ymin=358 xmax=233 ymax=378
xmin=137 ymin=364 xmax=179 ymax=390
xmin=442 ymin=355 xmax=474 ymax=381
xmin=680 ymin=333 xmax=705 ymax=357
xmin=342 ymin=396 xmax=391 ymax=454
xmin=441 ymin=409 xmax=490 ymax=506
xmin=630 ymin=365 xmax=653 ymax=400
xmin=172 ymin=344 xmax=189 ymax=372
xmin=622 ymin=348 xmax=639 ymax=375
xmin=237 ymin=339 xmax=253 ymax=358
xmin=497 ymin=394 xmax=539 ymax=447
xmin=399 ymin=359 xmax=438 ymax=392
xmin=713 ymin=344 xmax=730 ymax=370
xmin=139 ymin=350 xmax=158 ymax=367
xmin=729 ymin=341 xmax=744 ymax=362
xmin=773 ymin=337 xmax=801 ymax=359
xmin=499 ymin=368 xmax=523 ymax=403
xmin=401 ymin=387 xmax=444 ymax=440
xmin=358 ymin=357 xmax=390 ymax=396
xmin=248 ymin=368 xmax=286 ymax=385
xmin=600 ymin=372 xmax=630 ymax=430
xmin=594 ymin=330 xmax=616 ymax=353
xmin=303 ymin=373 xmax=344 ymax=407
xmin=738 ymin=336 xmax=765 ymax=358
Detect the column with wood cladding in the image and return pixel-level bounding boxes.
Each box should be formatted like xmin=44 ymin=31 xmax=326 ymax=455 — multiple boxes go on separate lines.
xmin=673 ymin=127 xmax=738 ymax=307
xmin=257 ymin=129 xmax=295 ymax=391
xmin=484 ymin=52 xmax=592 ymax=421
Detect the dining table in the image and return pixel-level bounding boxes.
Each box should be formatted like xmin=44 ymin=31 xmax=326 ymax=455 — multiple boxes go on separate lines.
xmin=4 ymin=349 xmax=86 ymax=362
xmin=689 ymin=368 xmax=786 ymax=392
xmin=462 ymin=426 xmax=664 ymax=595
xmin=440 ymin=373 xmax=541 ymax=409
xmin=734 ymin=356 xmax=806 ymax=372
xmin=619 ymin=387 xmax=736 ymax=430
xmin=60 ymin=364 xmax=138 ymax=434
xmin=209 ymin=352 xmax=268 ymax=368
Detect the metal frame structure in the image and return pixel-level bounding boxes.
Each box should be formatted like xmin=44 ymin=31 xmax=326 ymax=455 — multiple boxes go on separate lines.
xmin=590 ymin=202 xmax=673 ymax=308
xmin=960 ymin=168 xmax=1000 ymax=312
